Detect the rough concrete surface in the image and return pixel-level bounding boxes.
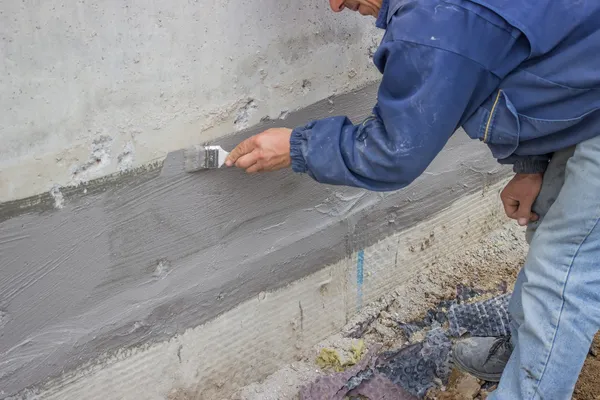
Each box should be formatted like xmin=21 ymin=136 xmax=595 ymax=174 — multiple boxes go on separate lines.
xmin=0 ymin=0 xmax=382 ymax=202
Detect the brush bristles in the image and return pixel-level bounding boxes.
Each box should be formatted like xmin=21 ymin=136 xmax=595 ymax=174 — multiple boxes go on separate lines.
xmin=184 ymin=145 xmax=222 ymax=172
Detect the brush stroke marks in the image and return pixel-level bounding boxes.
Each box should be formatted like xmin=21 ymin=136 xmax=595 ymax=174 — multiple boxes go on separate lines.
xmin=0 ymin=83 xmax=510 ymax=397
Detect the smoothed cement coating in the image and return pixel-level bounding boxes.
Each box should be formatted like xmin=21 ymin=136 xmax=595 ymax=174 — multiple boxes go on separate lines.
xmin=0 ymin=83 xmax=510 ymax=397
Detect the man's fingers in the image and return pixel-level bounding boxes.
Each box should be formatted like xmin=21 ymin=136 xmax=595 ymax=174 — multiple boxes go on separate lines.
xmin=225 ymin=137 xmax=256 ymax=166
xmin=235 ymin=151 xmax=259 ymax=169
xmin=245 ymin=163 xmax=262 ymax=174
xmin=501 ymin=173 xmax=543 ymax=226
xmin=502 ymin=196 xmax=538 ymax=226
xmin=530 ymin=212 xmax=539 ymax=222
xmin=515 ymin=200 xmax=534 ymax=227
xmin=501 ymin=196 xmax=519 ymax=220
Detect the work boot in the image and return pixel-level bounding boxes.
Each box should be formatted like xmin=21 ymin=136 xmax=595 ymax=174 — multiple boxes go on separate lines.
xmin=452 ymin=336 xmax=513 ymax=382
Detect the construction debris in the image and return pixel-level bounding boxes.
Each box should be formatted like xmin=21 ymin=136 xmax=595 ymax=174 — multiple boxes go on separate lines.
xmin=315 ymin=340 xmax=366 ymax=372
xmin=430 ymin=369 xmax=482 ymax=400
xmin=232 ymin=224 xmax=541 ymax=400
xmin=448 ymin=294 xmax=511 ymax=338
xmin=377 ymin=329 xmax=452 ymax=397
xmin=299 ymin=291 xmax=516 ymax=399
xmin=299 ymin=344 xmax=417 ymax=400
xmin=301 ymin=329 xmax=454 ymax=399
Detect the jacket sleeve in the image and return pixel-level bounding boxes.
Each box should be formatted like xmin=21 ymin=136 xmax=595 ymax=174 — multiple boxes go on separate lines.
xmin=289 ymin=39 xmax=500 ymax=192
xmin=498 ymin=154 xmax=550 ymax=174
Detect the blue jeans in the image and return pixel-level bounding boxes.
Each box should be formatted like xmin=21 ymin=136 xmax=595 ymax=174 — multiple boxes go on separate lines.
xmin=490 ymin=135 xmax=600 ymax=399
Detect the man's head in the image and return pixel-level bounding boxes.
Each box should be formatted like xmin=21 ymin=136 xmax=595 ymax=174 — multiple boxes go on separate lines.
xmin=328 ymin=0 xmax=382 ymax=17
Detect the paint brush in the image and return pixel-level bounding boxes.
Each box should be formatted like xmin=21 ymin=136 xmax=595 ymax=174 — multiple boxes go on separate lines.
xmin=183 ymin=145 xmax=230 ymax=172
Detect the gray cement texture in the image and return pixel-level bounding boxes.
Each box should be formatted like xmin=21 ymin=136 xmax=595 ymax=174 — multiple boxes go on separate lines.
xmin=0 ymin=83 xmax=510 ymax=397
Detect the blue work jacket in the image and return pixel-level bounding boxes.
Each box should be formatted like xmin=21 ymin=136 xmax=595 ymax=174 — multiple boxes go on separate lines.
xmin=290 ymin=0 xmax=600 ymax=191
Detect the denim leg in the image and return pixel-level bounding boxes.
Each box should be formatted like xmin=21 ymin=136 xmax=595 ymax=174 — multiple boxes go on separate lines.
xmin=491 ymin=135 xmax=600 ymax=399
xmin=509 ymin=146 xmax=575 ymax=345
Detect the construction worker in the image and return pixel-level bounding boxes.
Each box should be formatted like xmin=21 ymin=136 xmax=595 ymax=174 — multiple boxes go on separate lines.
xmin=225 ymin=0 xmax=600 ymax=398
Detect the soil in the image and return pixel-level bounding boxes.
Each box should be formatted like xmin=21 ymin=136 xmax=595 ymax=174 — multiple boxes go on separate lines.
xmin=229 ymin=223 xmax=600 ymax=400
xmin=574 ymin=346 xmax=600 ymax=400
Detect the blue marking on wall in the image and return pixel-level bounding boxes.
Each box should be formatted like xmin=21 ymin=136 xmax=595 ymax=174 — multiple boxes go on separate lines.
xmin=357 ymin=249 xmax=364 ymax=310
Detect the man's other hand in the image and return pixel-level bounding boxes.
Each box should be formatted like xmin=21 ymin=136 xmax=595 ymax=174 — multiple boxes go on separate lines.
xmin=500 ymin=173 xmax=543 ymax=226
xmin=225 ymin=128 xmax=293 ymax=173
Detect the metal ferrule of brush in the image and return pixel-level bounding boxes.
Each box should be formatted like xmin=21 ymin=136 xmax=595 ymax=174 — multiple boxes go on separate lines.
xmin=204 ymin=147 xmax=220 ymax=168
xmin=184 ymin=145 xmax=230 ymax=172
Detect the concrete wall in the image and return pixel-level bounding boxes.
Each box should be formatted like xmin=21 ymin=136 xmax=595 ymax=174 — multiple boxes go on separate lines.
xmin=0 ymin=0 xmax=381 ymax=202
xmin=0 ymin=85 xmax=510 ymax=397
xmin=0 ymin=2 xmax=510 ymax=398
xmin=4 ymin=182 xmax=512 ymax=400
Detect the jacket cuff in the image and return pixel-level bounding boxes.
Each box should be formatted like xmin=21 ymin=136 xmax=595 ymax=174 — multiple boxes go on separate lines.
xmin=290 ymin=125 xmax=310 ymax=173
xmin=512 ymin=157 xmax=549 ymax=174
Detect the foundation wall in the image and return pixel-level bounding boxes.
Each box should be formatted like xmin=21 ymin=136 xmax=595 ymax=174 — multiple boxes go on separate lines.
xmin=0 ymin=4 xmax=511 ymax=397
xmin=0 ymin=84 xmax=510 ymax=397
xmin=0 ymin=0 xmax=381 ymax=202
